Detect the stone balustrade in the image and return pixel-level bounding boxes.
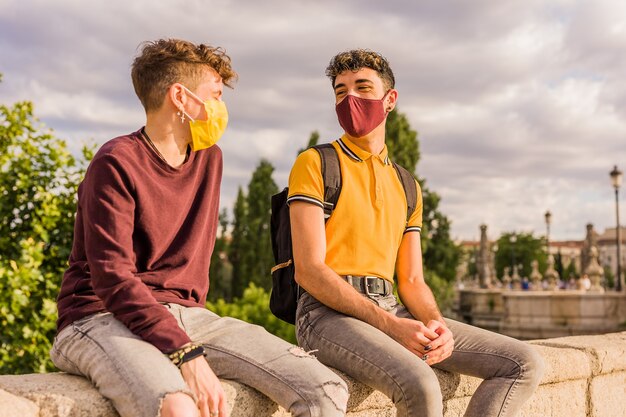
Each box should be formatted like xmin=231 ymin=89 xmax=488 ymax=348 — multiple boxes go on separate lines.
xmin=458 ymin=289 xmax=626 ymax=339
xmin=1 ymin=331 xmax=625 ymax=417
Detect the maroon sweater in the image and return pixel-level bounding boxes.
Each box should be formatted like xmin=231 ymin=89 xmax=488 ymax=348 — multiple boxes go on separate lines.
xmin=57 ymin=129 xmax=222 ymax=353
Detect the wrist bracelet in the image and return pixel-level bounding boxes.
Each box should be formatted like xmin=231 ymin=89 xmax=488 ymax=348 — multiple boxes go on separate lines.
xmin=168 ymin=344 xmax=205 ymax=368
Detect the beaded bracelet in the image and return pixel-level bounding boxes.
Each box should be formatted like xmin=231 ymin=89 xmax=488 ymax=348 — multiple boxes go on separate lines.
xmin=168 ymin=344 xmax=205 ymax=368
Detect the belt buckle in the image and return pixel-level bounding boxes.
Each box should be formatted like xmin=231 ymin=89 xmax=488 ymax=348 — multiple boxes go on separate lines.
xmin=362 ymin=276 xmax=372 ymax=296
xmin=365 ymin=276 xmax=384 ymax=295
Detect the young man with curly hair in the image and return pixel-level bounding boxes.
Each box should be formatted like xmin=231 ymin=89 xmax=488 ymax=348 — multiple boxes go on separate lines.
xmin=287 ymin=49 xmax=545 ymax=417
xmin=51 ymin=39 xmax=348 ymax=417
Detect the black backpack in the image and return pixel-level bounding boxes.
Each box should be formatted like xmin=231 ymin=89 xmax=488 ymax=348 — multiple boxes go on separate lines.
xmin=269 ymin=143 xmax=418 ymax=324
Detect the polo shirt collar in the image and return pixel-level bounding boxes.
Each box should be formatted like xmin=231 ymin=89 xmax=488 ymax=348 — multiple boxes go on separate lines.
xmin=338 ymin=135 xmax=390 ymax=165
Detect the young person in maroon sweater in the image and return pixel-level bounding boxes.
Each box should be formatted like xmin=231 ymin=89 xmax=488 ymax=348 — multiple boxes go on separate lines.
xmin=51 ymin=39 xmax=347 ymax=417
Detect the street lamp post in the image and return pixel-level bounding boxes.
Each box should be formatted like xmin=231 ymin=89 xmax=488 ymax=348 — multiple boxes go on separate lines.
xmin=545 ymin=210 xmax=552 ymax=253
xmin=510 ymin=234 xmax=517 ymax=273
xmin=610 ymin=165 xmax=623 ymax=292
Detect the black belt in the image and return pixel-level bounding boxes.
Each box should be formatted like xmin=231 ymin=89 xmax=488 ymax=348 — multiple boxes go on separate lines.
xmin=343 ymin=275 xmax=393 ymax=296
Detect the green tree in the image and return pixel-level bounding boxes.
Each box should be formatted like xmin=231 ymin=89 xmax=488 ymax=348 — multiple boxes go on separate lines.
xmin=423 ymin=270 xmax=455 ymax=316
xmin=207 ymin=283 xmax=296 ymax=344
xmin=0 ymin=102 xmax=89 ymax=272
xmin=385 ymin=110 xmax=420 ymax=170
xmin=0 ymin=240 xmax=58 ymax=373
xmin=229 ymin=160 xmax=279 ymax=298
xmin=385 ymin=109 xmax=460 ymax=283
xmin=495 ymin=232 xmax=547 ymax=281
xmin=603 ymin=265 xmax=614 ymax=289
xmin=229 ymin=187 xmax=248 ymax=298
xmin=563 ymin=261 xmax=578 ymax=282
xmin=421 ymin=193 xmax=461 ymax=282
xmin=466 ymin=246 xmax=479 ymax=281
xmin=554 ymin=251 xmax=565 ymax=279
xmin=0 ymin=83 xmax=91 ymax=373
xmin=297 ymin=130 xmax=319 ymax=154
xmin=208 ymin=208 xmax=233 ymax=302
xmin=242 ymin=160 xmax=278 ymax=292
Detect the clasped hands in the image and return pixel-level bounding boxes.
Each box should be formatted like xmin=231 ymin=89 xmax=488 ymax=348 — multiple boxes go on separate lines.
xmin=390 ymin=318 xmax=455 ymax=366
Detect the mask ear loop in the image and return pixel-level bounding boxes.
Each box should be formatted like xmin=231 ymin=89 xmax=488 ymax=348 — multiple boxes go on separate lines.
xmin=179 ymin=86 xmax=204 ymax=123
xmin=175 ymin=85 xmax=202 ymax=124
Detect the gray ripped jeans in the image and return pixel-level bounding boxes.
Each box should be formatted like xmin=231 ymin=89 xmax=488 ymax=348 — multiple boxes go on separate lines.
xmin=296 ymin=292 xmax=545 ymax=417
xmin=50 ymin=303 xmax=348 ymax=417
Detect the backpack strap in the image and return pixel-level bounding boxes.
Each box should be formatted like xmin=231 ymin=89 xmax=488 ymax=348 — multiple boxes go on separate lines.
xmin=392 ymin=162 xmax=417 ymax=224
xmin=313 ymin=144 xmax=342 ymax=219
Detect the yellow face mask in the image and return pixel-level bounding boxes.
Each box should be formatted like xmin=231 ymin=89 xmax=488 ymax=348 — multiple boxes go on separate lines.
xmin=182 ymin=87 xmax=229 ymax=151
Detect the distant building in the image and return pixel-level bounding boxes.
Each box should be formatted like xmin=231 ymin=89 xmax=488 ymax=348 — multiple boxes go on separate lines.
xmin=457 ymin=224 xmax=624 ymax=283
xmin=597 ymin=226 xmax=626 ymax=279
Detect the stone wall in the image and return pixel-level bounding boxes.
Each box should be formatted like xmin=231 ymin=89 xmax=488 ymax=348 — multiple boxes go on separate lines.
xmin=502 ymin=291 xmax=626 ymax=339
xmin=458 ymin=289 xmax=626 ymax=339
xmin=1 ymin=332 xmax=625 ymax=417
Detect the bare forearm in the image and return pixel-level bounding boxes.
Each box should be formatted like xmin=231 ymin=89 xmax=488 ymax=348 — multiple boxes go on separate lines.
xmin=296 ymin=263 xmax=396 ymax=332
xmin=399 ymin=281 xmax=444 ymax=324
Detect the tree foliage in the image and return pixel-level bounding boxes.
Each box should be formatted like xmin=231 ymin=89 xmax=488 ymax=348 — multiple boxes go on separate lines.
xmin=494 ymin=232 xmax=547 ymax=280
xmin=207 ymin=283 xmax=296 ymax=344
xmin=208 ymin=208 xmax=233 ymax=302
xmin=424 ymin=270 xmax=455 ymax=315
xmin=563 ymin=261 xmax=578 ymax=282
xmin=385 ymin=109 xmax=460 ymax=282
xmin=244 ymin=160 xmax=278 ymax=291
xmin=229 ymin=161 xmax=278 ymax=298
xmin=385 ymin=110 xmax=420 ymax=171
xmin=0 ymin=240 xmax=58 ymax=373
xmin=229 ymin=187 xmax=248 ymax=298
xmin=0 ymin=101 xmax=89 ymax=271
xmin=297 ymin=130 xmax=319 ymax=155
xmin=0 ymin=85 xmax=91 ymax=373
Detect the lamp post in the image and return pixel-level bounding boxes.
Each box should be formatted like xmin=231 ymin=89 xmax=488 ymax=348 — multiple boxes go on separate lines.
xmin=545 ymin=210 xmax=552 ymax=253
xmin=510 ymin=234 xmax=517 ymax=273
xmin=610 ymin=165 xmax=623 ymax=291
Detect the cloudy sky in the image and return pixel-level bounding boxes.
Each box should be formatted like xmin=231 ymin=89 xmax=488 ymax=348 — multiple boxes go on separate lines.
xmin=1 ymin=0 xmax=625 ymax=242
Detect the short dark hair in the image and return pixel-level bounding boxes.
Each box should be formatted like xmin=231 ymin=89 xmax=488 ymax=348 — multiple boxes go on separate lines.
xmin=131 ymin=38 xmax=237 ymax=112
xmin=325 ymin=49 xmax=395 ymax=91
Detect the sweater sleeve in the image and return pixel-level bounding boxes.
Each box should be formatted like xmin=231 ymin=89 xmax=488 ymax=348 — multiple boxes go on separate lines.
xmin=81 ymin=153 xmax=191 ymax=353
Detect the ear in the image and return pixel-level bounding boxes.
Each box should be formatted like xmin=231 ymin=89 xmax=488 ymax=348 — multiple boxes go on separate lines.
xmin=385 ymin=89 xmax=398 ymax=113
xmin=168 ymin=83 xmax=187 ymax=111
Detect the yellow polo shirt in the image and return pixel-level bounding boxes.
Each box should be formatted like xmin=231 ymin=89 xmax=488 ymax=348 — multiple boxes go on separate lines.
xmin=287 ymin=136 xmax=423 ymax=282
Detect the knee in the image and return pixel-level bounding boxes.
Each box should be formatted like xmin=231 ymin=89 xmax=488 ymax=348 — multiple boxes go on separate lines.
xmin=160 ymin=392 xmax=198 ymax=417
xmin=395 ymin=368 xmax=443 ymax=415
xmin=519 ymin=345 xmax=546 ymax=389
xmin=414 ymin=374 xmax=443 ymax=408
xmin=313 ymin=378 xmax=349 ymax=417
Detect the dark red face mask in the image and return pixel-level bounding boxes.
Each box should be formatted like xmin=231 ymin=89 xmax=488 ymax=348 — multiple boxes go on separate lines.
xmin=335 ymin=93 xmax=389 ymax=138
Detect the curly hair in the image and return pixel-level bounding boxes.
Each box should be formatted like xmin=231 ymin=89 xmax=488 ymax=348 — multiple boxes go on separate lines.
xmin=325 ymin=49 xmax=395 ymax=91
xmin=131 ymin=39 xmax=238 ymax=112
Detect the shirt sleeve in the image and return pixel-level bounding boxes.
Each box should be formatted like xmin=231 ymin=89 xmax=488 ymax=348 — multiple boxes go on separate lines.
xmin=81 ymin=153 xmax=192 ymax=353
xmin=287 ymin=148 xmax=325 ymax=208
xmin=404 ymin=179 xmax=423 ymax=234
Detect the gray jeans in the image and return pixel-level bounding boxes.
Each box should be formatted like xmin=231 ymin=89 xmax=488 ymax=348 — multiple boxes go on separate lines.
xmin=296 ymin=292 xmax=545 ymax=417
xmin=50 ymin=303 xmax=348 ymax=417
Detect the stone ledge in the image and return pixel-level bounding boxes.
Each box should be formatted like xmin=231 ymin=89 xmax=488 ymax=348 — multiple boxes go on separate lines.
xmin=1 ymin=332 xmax=625 ymax=417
